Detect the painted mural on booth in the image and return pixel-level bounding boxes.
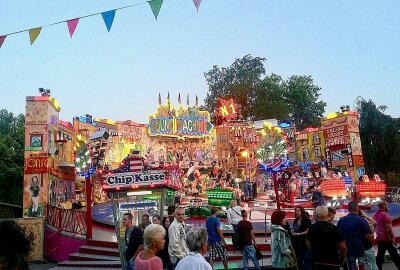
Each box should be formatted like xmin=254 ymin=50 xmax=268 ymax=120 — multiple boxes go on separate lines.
xmin=23 ymin=173 xmax=49 ymax=217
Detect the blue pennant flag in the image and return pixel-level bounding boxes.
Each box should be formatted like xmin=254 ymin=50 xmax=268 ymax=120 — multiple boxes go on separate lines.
xmin=101 ymin=10 xmax=116 ymax=32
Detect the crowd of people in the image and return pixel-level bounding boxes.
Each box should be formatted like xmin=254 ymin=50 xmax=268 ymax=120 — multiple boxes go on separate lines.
xmin=269 ymin=201 xmax=400 ymax=270
xmin=122 ymin=202 xmax=262 ymax=270
xmin=121 ymin=198 xmax=400 ymax=270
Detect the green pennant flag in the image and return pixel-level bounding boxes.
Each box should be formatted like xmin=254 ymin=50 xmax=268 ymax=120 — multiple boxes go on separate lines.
xmin=148 ymin=0 xmax=163 ymax=20
xmin=29 ymin=27 xmax=42 ymax=45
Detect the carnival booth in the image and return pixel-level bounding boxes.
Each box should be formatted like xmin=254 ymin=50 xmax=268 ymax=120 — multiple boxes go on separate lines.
xmin=99 ymin=151 xmax=180 ymax=265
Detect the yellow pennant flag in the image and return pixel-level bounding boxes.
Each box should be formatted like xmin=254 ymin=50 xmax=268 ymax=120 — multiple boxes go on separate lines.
xmin=29 ymin=27 xmax=42 ymax=45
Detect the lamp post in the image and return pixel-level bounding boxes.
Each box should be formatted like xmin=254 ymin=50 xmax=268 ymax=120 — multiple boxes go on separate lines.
xmin=84 ymin=168 xmax=94 ymax=239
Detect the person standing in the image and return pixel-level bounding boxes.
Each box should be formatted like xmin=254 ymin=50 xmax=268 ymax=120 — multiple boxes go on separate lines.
xmin=123 ymin=213 xmax=144 ymax=270
xmin=157 ymin=217 xmax=172 ymax=270
xmin=270 ymin=210 xmax=296 ymax=270
xmin=227 ymin=199 xmax=243 ymax=233
xmin=152 ymin=214 xmax=161 ymax=225
xmin=141 ymin=214 xmax=151 ymax=230
xmin=337 ymin=201 xmax=373 ymax=270
xmin=307 ymin=206 xmax=346 ymax=270
xmin=237 ymin=209 xmax=261 ymax=270
xmin=134 ymin=224 xmax=166 ymax=270
xmin=206 ymin=207 xmax=228 ymax=270
xmin=327 ymin=207 xmax=336 ymax=223
xmin=291 ymin=206 xmax=312 ymax=270
xmin=168 ymin=207 xmax=189 ymax=269
xmin=373 ymin=201 xmax=400 ymax=270
xmin=359 ymin=209 xmax=378 ymax=270
xmin=175 ymin=228 xmax=212 ymax=270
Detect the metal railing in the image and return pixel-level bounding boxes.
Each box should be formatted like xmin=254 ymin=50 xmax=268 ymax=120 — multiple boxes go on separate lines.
xmin=386 ymin=187 xmax=400 ymax=203
xmin=45 ymin=204 xmax=87 ymax=236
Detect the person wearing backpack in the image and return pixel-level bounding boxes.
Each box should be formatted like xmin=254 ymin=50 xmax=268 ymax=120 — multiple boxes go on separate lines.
xmin=227 ymin=199 xmax=243 ymax=250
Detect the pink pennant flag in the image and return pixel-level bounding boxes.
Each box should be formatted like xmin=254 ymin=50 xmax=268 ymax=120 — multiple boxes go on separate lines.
xmin=67 ymin=18 xmax=80 ymax=38
xmin=193 ymin=0 xmax=202 ymax=11
xmin=0 ymin=35 xmax=6 ymax=48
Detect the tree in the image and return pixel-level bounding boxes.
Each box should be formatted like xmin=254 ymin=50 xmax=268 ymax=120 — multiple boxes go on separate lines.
xmin=284 ymin=75 xmax=326 ymax=130
xmin=204 ymin=54 xmax=266 ymax=120
xmin=203 ymin=55 xmax=326 ymax=128
xmin=0 ymin=110 xmax=25 ymax=205
xmin=254 ymin=73 xmax=289 ymax=120
xmin=358 ymin=99 xmax=400 ymax=180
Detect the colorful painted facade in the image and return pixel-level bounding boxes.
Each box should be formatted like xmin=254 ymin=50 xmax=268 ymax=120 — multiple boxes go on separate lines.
xmin=295 ymin=127 xmax=325 ymax=164
xmin=23 ymin=96 xmax=76 ymax=217
xmin=321 ymin=110 xmax=364 ymax=182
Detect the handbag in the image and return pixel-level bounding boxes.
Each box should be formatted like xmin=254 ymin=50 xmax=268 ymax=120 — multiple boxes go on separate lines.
xmin=255 ymin=246 xmax=263 ymax=261
xmin=287 ymin=244 xmax=298 ymax=269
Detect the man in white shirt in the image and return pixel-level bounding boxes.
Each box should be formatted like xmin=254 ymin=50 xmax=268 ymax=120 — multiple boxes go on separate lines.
xmin=175 ymin=227 xmax=211 ymax=270
xmin=169 ymin=207 xmax=189 ymax=269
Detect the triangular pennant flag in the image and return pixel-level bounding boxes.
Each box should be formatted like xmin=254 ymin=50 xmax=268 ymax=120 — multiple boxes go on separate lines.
xmin=101 ymin=10 xmax=116 ymax=32
xmin=196 ymin=95 xmax=198 ymax=106
xmin=158 ymin=93 xmax=162 ymax=105
xmin=29 ymin=27 xmax=42 ymax=45
xmin=67 ymin=18 xmax=80 ymax=38
xmin=187 ymin=94 xmax=189 ymax=106
xmin=0 ymin=35 xmax=7 ymax=48
xmin=148 ymin=0 xmax=163 ymax=20
xmin=193 ymin=0 xmax=202 ymax=11
xmin=178 ymin=93 xmax=181 ymax=104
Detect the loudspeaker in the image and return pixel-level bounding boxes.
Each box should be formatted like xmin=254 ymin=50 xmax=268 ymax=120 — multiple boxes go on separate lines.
xmin=49 ymin=147 xmax=59 ymax=155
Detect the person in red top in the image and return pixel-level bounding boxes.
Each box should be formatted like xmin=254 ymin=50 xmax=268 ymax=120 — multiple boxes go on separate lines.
xmin=237 ymin=209 xmax=261 ymax=270
xmin=373 ymin=201 xmax=400 ymax=270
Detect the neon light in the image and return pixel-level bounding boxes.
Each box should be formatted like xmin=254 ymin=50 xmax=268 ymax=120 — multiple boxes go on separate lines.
xmin=148 ymin=101 xmax=213 ymax=139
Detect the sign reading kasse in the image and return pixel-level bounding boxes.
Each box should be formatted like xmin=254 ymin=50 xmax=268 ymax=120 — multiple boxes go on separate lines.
xmin=105 ymin=171 xmax=166 ymax=188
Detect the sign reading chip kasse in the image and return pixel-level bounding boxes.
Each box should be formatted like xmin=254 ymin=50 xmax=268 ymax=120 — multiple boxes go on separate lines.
xmin=105 ymin=171 xmax=166 ymax=187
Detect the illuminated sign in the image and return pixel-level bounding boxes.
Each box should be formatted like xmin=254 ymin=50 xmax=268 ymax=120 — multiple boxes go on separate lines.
xmin=148 ymin=102 xmax=213 ymax=139
xmin=25 ymin=157 xmax=48 ymax=173
xmin=216 ymin=98 xmax=239 ymax=123
xmin=105 ymin=171 xmax=165 ymax=187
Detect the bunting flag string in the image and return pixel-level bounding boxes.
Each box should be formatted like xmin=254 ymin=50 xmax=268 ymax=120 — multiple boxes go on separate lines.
xmin=101 ymin=10 xmax=116 ymax=32
xmin=148 ymin=0 xmax=163 ymax=20
xmin=67 ymin=18 xmax=80 ymax=38
xmin=0 ymin=36 xmax=6 ymax=48
xmin=193 ymin=0 xmax=202 ymax=11
xmin=0 ymin=0 xmax=200 ymax=48
xmin=29 ymin=27 xmax=42 ymax=45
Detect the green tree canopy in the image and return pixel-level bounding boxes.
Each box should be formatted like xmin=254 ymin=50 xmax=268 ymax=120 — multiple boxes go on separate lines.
xmin=254 ymin=73 xmax=289 ymax=121
xmin=204 ymin=54 xmax=266 ymax=120
xmin=0 ymin=109 xmax=25 ymax=206
xmin=358 ymin=99 xmax=400 ymax=182
xmin=284 ymin=75 xmax=326 ymax=129
xmin=204 ymin=55 xmax=326 ymax=129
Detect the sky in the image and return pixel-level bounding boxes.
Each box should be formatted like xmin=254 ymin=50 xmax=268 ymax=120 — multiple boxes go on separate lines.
xmin=1 ymin=1 xmax=399 ymax=124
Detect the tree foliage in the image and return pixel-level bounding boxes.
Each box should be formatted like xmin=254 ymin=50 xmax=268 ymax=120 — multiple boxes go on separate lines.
xmin=254 ymin=74 xmax=289 ymax=121
xmin=284 ymin=75 xmax=326 ymax=129
xmin=0 ymin=109 xmax=25 ymax=205
xmin=204 ymin=55 xmax=326 ymax=129
xmin=204 ymin=54 xmax=266 ymax=120
xmin=358 ymin=100 xmax=400 ymax=186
